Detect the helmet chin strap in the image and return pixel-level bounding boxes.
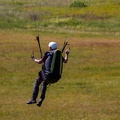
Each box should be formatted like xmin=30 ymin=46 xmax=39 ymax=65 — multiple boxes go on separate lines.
xmin=50 ymin=47 xmax=52 ymax=51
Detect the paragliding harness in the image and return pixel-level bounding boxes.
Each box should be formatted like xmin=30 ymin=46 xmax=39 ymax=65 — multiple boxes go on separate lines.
xmin=41 ymin=49 xmax=63 ymax=84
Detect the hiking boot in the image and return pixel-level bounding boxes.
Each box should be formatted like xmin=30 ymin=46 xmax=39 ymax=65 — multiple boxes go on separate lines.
xmin=37 ymin=100 xmax=43 ymax=107
xmin=26 ymin=99 xmax=36 ymax=104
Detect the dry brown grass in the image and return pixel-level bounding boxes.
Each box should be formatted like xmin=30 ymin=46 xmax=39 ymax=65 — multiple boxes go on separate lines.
xmin=0 ymin=30 xmax=120 ymax=120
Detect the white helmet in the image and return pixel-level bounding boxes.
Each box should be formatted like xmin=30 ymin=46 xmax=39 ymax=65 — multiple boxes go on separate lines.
xmin=48 ymin=42 xmax=57 ymax=50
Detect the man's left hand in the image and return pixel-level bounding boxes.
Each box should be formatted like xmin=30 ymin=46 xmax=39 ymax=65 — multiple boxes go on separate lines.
xmin=65 ymin=48 xmax=70 ymax=55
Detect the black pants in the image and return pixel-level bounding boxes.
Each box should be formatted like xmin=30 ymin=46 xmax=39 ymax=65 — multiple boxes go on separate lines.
xmin=31 ymin=76 xmax=48 ymax=101
xmin=31 ymin=70 xmax=61 ymax=102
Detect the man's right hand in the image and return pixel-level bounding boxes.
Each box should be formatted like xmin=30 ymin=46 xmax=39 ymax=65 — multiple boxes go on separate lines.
xmin=31 ymin=51 xmax=35 ymax=61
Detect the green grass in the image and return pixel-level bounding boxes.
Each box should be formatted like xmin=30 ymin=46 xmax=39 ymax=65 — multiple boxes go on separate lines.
xmin=0 ymin=0 xmax=120 ymax=37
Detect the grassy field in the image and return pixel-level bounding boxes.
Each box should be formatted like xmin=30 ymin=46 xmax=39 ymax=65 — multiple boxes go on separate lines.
xmin=0 ymin=30 xmax=120 ymax=120
xmin=0 ymin=0 xmax=120 ymax=120
xmin=0 ymin=0 xmax=120 ymax=37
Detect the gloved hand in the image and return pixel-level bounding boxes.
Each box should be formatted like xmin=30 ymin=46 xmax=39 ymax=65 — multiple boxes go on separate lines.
xmin=65 ymin=48 xmax=70 ymax=55
xmin=31 ymin=51 xmax=35 ymax=61
xmin=31 ymin=55 xmax=35 ymax=61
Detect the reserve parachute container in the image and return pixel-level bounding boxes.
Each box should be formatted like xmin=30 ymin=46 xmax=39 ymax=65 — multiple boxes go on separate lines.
xmin=50 ymin=49 xmax=63 ymax=76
